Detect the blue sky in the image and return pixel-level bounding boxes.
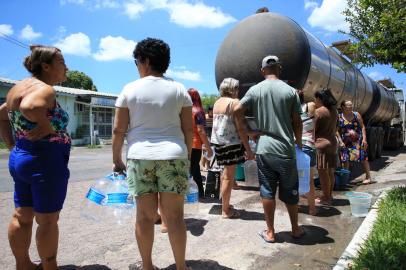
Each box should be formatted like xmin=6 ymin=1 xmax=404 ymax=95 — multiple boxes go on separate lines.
xmin=0 ymin=0 xmax=404 ymax=95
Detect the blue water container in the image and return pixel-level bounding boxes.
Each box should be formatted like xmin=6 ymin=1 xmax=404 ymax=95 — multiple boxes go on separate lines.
xmin=335 ymin=168 xmax=351 ymax=188
xmin=296 ymin=147 xmax=310 ymax=195
xmin=235 ymin=163 xmax=245 ymax=181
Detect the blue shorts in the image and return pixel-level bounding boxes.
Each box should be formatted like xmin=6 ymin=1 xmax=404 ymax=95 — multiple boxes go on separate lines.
xmin=9 ymin=139 xmax=71 ymax=213
xmin=256 ymin=154 xmax=299 ymax=205
xmin=302 ymin=145 xmax=316 ymax=167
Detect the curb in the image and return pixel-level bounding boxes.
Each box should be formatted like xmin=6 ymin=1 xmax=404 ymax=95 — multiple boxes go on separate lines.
xmin=333 ymin=190 xmax=388 ymax=270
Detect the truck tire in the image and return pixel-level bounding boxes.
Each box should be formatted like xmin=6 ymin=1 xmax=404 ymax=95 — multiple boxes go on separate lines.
xmin=376 ymin=127 xmax=384 ymax=158
xmin=397 ymin=128 xmax=404 ymax=149
xmin=367 ymin=127 xmax=377 ymax=161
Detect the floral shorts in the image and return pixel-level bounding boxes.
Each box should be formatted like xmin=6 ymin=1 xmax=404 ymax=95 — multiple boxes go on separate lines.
xmin=126 ymin=159 xmax=189 ymax=196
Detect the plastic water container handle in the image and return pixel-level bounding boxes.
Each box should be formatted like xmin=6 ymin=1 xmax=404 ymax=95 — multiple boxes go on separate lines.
xmin=106 ymin=193 xmax=129 ymax=204
xmin=86 ymin=188 xmax=106 ymax=205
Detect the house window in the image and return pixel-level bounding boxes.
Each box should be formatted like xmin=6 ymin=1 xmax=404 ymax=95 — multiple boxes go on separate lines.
xmin=75 ymin=103 xmax=84 ymax=113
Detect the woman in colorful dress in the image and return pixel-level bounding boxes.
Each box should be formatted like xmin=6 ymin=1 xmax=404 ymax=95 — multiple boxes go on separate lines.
xmin=211 ymin=78 xmax=254 ymax=219
xmin=338 ymin=100 xmax=372 ymax=184
xmin=0 ymin=45 xmax=70 ymax=270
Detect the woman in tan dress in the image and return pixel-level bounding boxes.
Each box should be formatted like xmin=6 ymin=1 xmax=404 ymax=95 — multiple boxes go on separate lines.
xmin=314 ymin=89 xmax=338 ymax=205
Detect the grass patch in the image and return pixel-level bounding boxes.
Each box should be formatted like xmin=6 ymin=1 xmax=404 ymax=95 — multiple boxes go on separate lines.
xmin=86 ymin=144 xmax=102 ymax=149
xmin=351 ymin=186 xmax=406 ymax=270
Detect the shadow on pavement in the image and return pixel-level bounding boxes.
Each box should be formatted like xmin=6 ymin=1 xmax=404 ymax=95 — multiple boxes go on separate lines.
xmin=208 ymin=204 xmax=222 ymax=215
xmin=332 ymin=198 xmax=350 ymax=206
xmin=60 ymin=265 xmax=111 ymax=270
xmin=274 ymin=225 xmax=334 ymax=245
xmin=185 ymin=218 xmax=208 ymax=236
xmin=163 ymin=259 xmax=235 ymax=270
xmin=238 ymin=209 xmax=265 ymax=220
xmin=298 ymin=205 xmax=342 ymax=217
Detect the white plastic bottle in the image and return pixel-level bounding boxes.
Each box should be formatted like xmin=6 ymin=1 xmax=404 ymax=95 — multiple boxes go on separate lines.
xmin=184 ymin=175 xmax=199 ymax=216
xmin=244 ymin=160 xmax=259 ymax=187
xmin=248 ymin=139 xmax=257 ymax=152
xmin=80 ymin=174 xmax=113 ymax=222
xmin=202 ymin=144 xmax=215 ymax=161
xmin=105 ymin=173 xmax=136 ymax=225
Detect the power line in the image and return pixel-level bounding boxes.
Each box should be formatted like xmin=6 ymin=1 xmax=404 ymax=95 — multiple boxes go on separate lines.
xmin=0 ymin=32 xmax=29 ymax=49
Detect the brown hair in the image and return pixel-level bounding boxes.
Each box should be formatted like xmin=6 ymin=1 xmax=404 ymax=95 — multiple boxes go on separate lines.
xmin=23 ymin=45 xmax=61 ymax=77
xmin=340 ymin=100 xmax=352 ymax=108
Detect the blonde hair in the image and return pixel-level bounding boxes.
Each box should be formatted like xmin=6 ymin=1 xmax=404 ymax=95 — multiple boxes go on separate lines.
xmin=219 ymin=77 xmax=239 ymax=97
xmin=24 ymin=45 xmax=61 ymax=77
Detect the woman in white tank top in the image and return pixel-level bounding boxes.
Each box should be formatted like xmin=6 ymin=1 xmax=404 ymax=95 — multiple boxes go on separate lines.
xmin=211 ymin=78 xmax=254 ymax=219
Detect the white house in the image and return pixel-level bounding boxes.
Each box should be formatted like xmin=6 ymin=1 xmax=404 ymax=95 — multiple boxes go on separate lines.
xmin=0 ymin=77 xmax=118 ymax=145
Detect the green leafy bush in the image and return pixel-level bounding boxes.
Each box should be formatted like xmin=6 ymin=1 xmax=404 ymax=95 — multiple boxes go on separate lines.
xmin=351 ymin=186 xmax=406 ymax=270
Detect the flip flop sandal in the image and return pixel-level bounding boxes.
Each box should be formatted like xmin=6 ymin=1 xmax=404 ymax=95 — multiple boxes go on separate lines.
xmin=258 ymin=230 xmax=275 ymax=243
xmin=362 ymin=179 xmax=376 ymax=185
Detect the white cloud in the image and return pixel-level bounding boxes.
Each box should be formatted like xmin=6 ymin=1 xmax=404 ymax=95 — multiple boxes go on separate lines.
xmin=20 ymin=25 xmax=42 ymax=40
xmin=93 ymin=35 xmax=136 ymax=61
xmin=368 ymin=71 xmax=384 ymax=80
xmin=0 ymin=24 xmax=13 ymax=36
xmin=166 ymin=68 xmax=202 ymax=81
xmin=123 ymin=0 xmax=236 ymax=28
xmin=60 ymin=0 xmax=235 ymax=28
xmin=307 ymin=0 xmax=349 ymax=32
xmin=304 ymin=0 xmax=318 ymax=10
xmin=124 ymin=1 xmax=147 ymax=19
xmin=55 ymin=32 xmax=91 ymax=56
xmin=165 ymin=1 xmax=236 ymax=28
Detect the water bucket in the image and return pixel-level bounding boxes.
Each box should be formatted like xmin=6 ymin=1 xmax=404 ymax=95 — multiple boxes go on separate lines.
xmin=346 ymin=191 xmax=372 ymax=217
xmin=235 ymin=163 xmax=245 ymax=182
xmin=335 ymin=168 xmax=350 ymax=188
xmin=296 ymin=147 xmax=310 ymax=195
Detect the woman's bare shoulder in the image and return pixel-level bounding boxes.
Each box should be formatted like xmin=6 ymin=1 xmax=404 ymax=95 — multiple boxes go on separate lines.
xmin=9 ymin=79 xmax=55 ymax=110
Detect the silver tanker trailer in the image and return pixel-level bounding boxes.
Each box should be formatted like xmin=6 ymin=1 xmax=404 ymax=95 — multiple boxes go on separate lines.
xmin=215 ymin=12 xmax=405 ymax=161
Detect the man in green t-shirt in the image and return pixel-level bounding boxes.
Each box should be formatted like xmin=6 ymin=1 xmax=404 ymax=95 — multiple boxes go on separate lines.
xmin=234 ymin=55 xmax=304 ymax=243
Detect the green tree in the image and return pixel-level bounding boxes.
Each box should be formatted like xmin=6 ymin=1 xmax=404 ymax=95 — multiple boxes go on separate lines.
xmin=201 ymin=94 xmax=218 ymax=109
xmin=344 ymin=0 xmax=406 ymax=72
xmin=61 ymin=70 xmax=98 ymax=91
xmin=343 ymin=0 xmax=406 ymax=72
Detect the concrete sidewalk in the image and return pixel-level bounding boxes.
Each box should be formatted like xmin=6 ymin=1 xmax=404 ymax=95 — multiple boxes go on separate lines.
xmin=0 ymin=147 xmax=405 ymax=270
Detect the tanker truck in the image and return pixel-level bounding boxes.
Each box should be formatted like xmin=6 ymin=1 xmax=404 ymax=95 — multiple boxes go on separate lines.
xmin=215 ymin=12 xmax=405 ymax=161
